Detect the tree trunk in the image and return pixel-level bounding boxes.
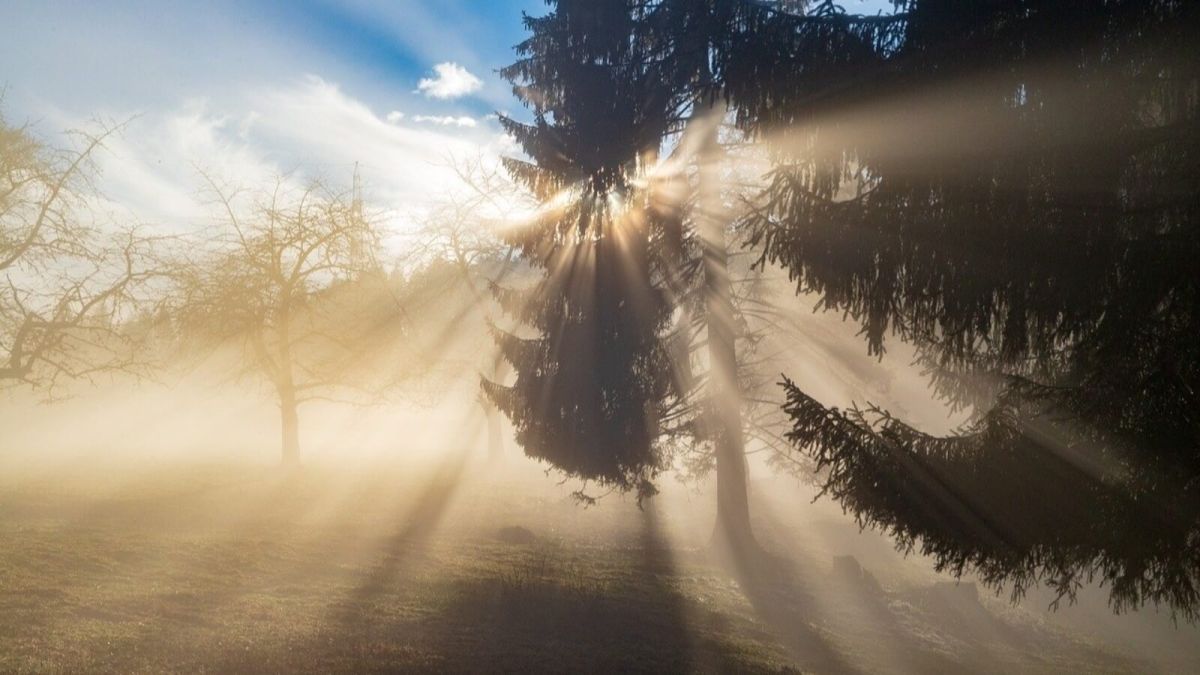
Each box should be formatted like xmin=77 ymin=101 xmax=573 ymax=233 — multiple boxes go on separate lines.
xmin=696 ymin=107 xmax=757 ymax=555
xmin=280 ymin=385 xmax=300 ymax=467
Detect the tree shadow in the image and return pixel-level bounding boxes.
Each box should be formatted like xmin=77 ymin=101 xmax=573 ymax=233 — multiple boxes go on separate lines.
xmin=736 ymin=495 xmax=1136 ymax=674
xmin=329 ymin=447 xmax=471 ymax=630
xmin=350 ymin=498 xmax=772 ymax=673
xmin=635 ymin=499 xmax=701 ymax=671
xmin=731 ymin=495 xmax=978 ymax=674
xmin=716 ymin=538 xmax=863 ymax=674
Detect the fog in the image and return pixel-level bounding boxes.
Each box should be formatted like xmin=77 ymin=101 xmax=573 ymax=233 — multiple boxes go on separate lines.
xmin=4 ymin=1 xmax=1199 ymax=672
xmin=3 ymin=276 xmax=1197 ymax=672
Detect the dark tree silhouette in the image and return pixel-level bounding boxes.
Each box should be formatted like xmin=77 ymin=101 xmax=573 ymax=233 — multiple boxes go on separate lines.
xmin=483 ymin=0 xmax=681 ymax=501
xmin=610 ymin=0 xmax=909 ymax=553
xmin=652 ymin=1 xmax=767 ymax=553
xmin=486 ymin=0 xmax=853 ymax=549
xmin=723 ymin=1 xmax=1200 ymax=617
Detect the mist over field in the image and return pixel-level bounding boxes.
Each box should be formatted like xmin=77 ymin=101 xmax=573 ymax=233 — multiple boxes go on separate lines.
xmin=3 ymin=1 xmax=1199 ymax=673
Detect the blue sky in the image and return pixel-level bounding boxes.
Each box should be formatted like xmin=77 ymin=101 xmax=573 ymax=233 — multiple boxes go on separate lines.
xmin=0 ymin=0 xmax=892 ymax=229
xmin=1 ymin=0 xmax=541 ymax=116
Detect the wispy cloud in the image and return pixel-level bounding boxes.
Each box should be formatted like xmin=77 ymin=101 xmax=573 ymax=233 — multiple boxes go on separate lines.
xmin=83 ymin=75 xmax=511 ymax=240
xmin=416 ymin=62 xmax=483 ymax=100
xmin=412 ymin=115 xmax=477 ymax=127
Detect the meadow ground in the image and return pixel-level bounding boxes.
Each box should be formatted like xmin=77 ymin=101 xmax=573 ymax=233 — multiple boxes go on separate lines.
xmin=0 ymin=453 xmax=1196 ymax=674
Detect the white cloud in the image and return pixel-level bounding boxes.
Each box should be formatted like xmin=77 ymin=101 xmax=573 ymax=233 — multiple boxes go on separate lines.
xmin=386 ymin=110 xmax=405 ymax=123
xmin=90 ymin=99 xmax=279 ymax=228
xmin=237 ymin=110 xmax=261 ymax=139
xmin=416 ymin=62 xmax=483 ymax=100
xmin=76 ymin=75 xmax=512 ymax=242
xmin=412 ymin=115 xmax=477 ymax=128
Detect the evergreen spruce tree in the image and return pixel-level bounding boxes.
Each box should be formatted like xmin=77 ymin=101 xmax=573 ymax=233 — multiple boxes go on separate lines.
xmin=486 ymin=2 xmax=790 ymax=553
xmin=719 ymin=0 xmax=1200 ymax=617
xmin=483 ymin=0 xmax=683 ymax=501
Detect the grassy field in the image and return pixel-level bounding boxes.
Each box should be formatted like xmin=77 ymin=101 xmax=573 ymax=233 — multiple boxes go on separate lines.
xmin=0 ymin=455 xmax=1193 ymax=673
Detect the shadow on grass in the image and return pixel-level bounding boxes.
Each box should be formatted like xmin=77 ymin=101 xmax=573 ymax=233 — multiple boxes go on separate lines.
xmin=330 ymin=447 xmax=471 ymax=626
xmin=721 ymin=495 xmax=967 ymax=674
xmin=299 ymin=497 xmax=788 ymax=673
xmin=411 ymin=500 xmax=766 ymax=674
xmin=732 ymin=495 xmax=1133 ymax=674
xmin=717 ymin=540 xmax=861 ymax=674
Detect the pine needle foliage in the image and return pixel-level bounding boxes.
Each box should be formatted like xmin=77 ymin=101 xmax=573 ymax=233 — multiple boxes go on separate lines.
xmin=736 ymin=1 xmax=1200 ymax=617
xmin=484 ymin=1 xmax=686 ymax=501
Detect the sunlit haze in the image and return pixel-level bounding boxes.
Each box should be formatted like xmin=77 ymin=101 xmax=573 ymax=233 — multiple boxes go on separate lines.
xmin=1 ymin=1 xmax=1197 ymax=673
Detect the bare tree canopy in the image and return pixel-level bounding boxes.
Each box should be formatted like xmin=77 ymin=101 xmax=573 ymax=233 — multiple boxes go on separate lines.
xmin=173 ymin=172 xmax=400 ymax=464
xmin=0 ymin=113 xmax=160 ymax=394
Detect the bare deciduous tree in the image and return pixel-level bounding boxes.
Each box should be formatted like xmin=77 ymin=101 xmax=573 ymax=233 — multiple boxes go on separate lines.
xmin=0 ymin=114 xmax=159 ymax=395
xmin=414 ymin=155 xmax=527 ymax=462
xmin=177 ymin=172 xmax=393 ymax=465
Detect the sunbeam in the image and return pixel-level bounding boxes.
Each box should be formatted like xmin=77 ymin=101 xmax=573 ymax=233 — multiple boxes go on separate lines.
xmin=3 ymin=0 xmax=1197 ymax=671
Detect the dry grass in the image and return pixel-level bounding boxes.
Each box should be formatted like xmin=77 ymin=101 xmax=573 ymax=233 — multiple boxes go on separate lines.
xmin=0 ymin=460 xmax=794 ymax=673
xmin=0 ymin=457 xmax=1189 ymax=674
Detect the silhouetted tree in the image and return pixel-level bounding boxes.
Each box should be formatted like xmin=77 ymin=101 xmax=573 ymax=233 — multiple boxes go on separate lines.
xmin=653 ymin=2 xmax=768 ymax=553
xmin=483 ymin=0 xmax=685 ymax=501
xmin=489 ymin=1 xmax=819 ymax=549
xmin=728 ymin=1 xmax=1200 ymax=618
